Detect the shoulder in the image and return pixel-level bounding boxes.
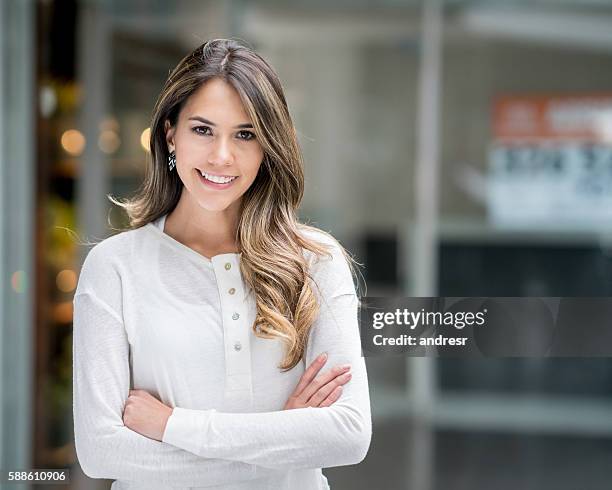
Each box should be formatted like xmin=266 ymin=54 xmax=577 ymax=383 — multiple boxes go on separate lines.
xmin=298 ymin=224 xmax=356 ymax=297
xmin=298 ymin=224 xmax=344 ymax=261
xmin=75 ymin=227 xmax=140 ymax=297
xmin=78 ymin=227 xmax=138 ymax=269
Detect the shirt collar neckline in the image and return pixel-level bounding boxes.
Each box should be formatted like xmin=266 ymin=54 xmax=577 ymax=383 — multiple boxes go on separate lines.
xmin=146 ymin=213 xmax=241 ymax=266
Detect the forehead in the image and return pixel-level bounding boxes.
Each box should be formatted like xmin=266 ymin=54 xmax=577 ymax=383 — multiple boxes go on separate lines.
xmin=182 ymin=78 xmax=250 ymax=122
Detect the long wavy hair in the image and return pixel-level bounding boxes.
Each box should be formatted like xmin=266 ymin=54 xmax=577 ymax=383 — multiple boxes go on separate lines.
xmin=102 ymin=38 xmax=363 ymax=371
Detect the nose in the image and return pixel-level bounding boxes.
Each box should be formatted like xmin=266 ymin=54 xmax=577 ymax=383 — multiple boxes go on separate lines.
xmin=207 ymin=135 xmax=234 ymax=166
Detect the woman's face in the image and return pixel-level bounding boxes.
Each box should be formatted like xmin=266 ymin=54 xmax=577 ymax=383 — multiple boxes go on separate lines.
xmin=164 ymin=78 xmax=264 ymax=212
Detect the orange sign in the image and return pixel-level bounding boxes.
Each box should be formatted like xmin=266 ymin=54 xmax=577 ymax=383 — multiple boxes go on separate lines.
xmin=493 ymin=94 xmax=612 ymax=142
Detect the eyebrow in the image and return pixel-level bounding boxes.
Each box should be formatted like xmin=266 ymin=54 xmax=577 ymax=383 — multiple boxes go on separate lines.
xmin=188 ymin=116 xmax=253 ymax=129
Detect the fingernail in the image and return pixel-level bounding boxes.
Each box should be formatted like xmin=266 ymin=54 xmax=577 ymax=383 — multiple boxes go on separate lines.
xmin=340 ymin=364 xmax=351 ymax=370
xmin=319 ymin=352 xmax=328 ymax=361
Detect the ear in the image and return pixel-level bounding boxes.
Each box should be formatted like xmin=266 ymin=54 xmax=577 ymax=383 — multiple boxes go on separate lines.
xmin=164 ymin=119 xmax=175 ymax=152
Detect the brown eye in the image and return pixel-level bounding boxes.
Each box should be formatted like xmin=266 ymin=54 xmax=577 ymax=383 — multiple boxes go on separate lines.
xmin=237 ymin=130 xmax=255 ymax=141
xmin=193 ymin=126 xmax=212 ymax=136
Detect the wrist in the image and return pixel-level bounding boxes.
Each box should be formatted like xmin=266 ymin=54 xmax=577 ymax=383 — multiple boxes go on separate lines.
xmin=161 ymin=407 xmax=174 ymax=441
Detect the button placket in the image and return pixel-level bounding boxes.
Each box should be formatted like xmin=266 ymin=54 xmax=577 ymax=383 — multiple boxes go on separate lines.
xmin=213 ymin=254 xmax=253 ymax=408
xmin=226 ymin=263 xmax=241 ymax=327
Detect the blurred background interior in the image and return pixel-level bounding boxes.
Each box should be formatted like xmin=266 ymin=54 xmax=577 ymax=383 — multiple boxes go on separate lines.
xmin=3 ymin=0 xmax=612 ymax=488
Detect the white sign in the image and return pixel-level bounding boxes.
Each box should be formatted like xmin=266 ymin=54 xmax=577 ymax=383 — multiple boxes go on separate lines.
xmin=488 ymin=142 xmax=612 ymax=229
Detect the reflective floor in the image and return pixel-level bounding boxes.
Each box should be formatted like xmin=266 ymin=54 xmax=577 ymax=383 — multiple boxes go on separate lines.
xmin=325 ymin=418 xmax=612 ymax=490
xmin=39 ymin=417 xmax=612 ymax=489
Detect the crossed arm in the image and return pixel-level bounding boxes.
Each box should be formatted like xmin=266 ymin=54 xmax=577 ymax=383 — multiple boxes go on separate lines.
xmin=73 ymin=291 xmax=283 ymax=486
xmin=72 ymin=241 xmax=371 ymax=485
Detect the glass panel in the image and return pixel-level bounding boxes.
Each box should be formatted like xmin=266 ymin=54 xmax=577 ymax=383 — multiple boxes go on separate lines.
xmin=438 ymin=0 xmax=612 ymax=397
xmin=37 ymin=0 xmax=422 ymax=487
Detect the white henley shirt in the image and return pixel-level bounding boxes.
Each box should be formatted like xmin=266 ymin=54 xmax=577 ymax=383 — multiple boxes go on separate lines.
xmin=72 ymin=212 xmax=372 ymax=490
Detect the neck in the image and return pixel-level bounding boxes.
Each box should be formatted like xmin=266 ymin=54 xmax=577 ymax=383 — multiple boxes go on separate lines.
xmin=164 ymin=190 xmax=241 ymax=254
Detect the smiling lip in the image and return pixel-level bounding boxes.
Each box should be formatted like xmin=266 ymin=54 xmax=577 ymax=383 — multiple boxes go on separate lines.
xmin=196 ymin=169 xmax=238 ymax=189
xmin=197 ymin=169 xmax=237 ymax=178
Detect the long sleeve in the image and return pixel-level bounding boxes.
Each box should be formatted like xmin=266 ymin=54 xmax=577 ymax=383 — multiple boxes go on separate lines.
xmin=161 ymin=237 xmax=372 ymax=471
xmin=72 ymin=249 xmax=281 ymax=486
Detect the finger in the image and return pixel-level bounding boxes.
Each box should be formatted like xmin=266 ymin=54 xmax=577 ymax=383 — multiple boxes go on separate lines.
xmin=301 ymin=364 xmax=351 ymax=402
xmin=292 ymin=352 xmax=328 ymax=397
xmin=305 ymin=371 xmax=349 ymax=406
xmin=300 ymin=364 xmax=351 ymax=402
xmin=319 ymin=385 xmax=343 ymax=408
xmin=306 ymin=371 xmax=352 ymax=406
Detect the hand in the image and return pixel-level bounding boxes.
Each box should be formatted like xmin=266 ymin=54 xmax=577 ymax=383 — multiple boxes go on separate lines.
xmin=123 ymin=389 xmax=174 ymax=442
xmin=283 ymin=353 xmax=352 ymax=410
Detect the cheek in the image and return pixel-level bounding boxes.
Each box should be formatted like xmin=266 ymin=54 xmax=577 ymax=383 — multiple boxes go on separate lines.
xmin=247 ymin=148 xmax=264 ymax=176
xmin=245 ymin=161 xmax=263 ymax=185
xmin=233 ymin=146 xmax=263 ymax=181
xmin=251 ymin=153 xmax=263 ymax=172
xmin=175 ymin=140 xmax=199 ymax=164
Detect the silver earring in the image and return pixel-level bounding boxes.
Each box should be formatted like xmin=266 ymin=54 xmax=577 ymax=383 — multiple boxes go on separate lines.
xmin=168 ymin=150 xmax=176 ymax=172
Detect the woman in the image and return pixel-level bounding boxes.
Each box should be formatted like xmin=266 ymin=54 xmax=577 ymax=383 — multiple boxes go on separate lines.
xmin=72 ymin=38 xmax=371 ymax=490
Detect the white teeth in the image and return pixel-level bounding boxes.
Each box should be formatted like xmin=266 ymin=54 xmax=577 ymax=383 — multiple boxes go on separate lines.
xmin=199 ymin=170 xmax=237 ymax=184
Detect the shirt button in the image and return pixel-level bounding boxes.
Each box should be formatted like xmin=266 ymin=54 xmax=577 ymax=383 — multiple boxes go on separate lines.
xmin=234 ymin=341 xmax=242 ymax=351
xmin=224 ymin=262 xmax=232 ymax=270
xmin=229 ymin=287 xmax=236 ymax=295
xmin=232 ymin=312 xmax=240 ymax=320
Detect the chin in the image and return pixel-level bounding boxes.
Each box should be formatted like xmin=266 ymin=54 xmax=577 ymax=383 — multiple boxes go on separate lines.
xmin=196 ymin=199 xmax=235 ymax=213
